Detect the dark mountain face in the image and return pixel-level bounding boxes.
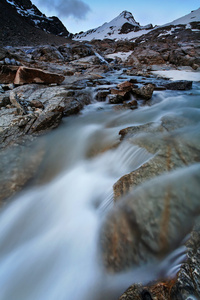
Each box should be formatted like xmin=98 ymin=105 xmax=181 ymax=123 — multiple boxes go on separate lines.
xmin=0 ymin=0 xmax=71 ymax=47
xmin=8 ymin=0 xmax=70 ymax=36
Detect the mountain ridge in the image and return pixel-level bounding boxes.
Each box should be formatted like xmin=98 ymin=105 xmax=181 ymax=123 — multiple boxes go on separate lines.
xmin=0 ymin=0 xmax=71 ymax=46
xmin=74 ymin=8 xmax=200 ymax=41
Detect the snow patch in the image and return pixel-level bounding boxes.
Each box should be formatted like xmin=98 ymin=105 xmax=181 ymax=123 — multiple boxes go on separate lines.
xmin=152 ymin=70 xmax=200 ymax=81
xmin=105 ymin=51 xmax=133 ymax=62
xmin=163 ymin=8 xmax=200 ymax=27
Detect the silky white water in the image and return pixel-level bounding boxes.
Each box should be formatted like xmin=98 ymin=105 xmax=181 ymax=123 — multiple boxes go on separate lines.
xmin=0 ymin=76 xmax=200 ymax=300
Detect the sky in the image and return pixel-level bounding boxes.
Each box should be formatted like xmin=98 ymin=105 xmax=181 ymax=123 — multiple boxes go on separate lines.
xmin=32 ymin=0 xmax=200 ymax=34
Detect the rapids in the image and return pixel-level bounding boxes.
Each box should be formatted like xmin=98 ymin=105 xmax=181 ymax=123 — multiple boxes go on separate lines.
xmin=0 ymin=72 xmax=200 ymax=300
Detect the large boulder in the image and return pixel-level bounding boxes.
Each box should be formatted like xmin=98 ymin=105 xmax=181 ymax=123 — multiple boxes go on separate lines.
xmin=101 ymin=164 xmax=200 ymax=273
xmin=14 ymin=67 xmax=65 ymax=85
xmin=0 ymin=83 xmax=91 ymax=149
xmin=0 ymin=65 xmax=19 ymax=84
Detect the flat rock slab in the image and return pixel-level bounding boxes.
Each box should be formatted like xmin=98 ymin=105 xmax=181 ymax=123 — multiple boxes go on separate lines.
xmin=14 ymin=66 xmax=65 ymax=85
xmin=164 ymin=80 xmax=193 ymax=90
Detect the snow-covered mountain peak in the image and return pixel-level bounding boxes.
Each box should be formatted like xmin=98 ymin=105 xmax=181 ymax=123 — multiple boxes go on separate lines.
xmin=115 ymin=10 xmax=140 ymax=26
xmin=74 ymin=10 xmax=152 ymax=41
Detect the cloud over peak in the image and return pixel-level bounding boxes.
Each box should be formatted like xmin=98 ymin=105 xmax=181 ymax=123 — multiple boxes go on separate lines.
xmin=34 ymin=0 xmax=91 ymax=19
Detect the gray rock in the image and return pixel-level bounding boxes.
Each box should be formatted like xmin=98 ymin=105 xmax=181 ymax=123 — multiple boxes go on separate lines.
xmin=4 ymin=58 xmax=11 ymax=65
xmin=0 ymin=142 xmax=44 ymax=203
xmin=101 ymin=164 xmax=200 ymax=273
xmin=132 ymin=84 xmax=155 ymax=100
xmin=164 ymin=80 xmax=193 ymax=90
xmin=9 ymin=90 xmax=26 ymax=115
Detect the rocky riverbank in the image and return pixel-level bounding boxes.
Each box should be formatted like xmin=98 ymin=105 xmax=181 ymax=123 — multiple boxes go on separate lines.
xmin=0 ymin=38 xmax=200 ymax=300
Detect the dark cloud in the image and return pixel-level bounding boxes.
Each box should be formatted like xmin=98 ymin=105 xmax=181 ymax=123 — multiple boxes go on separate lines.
xmin=56 ymin=0 xmax=91 ymax=18
xmin=35 ymin=0 xmax=91 ymax=19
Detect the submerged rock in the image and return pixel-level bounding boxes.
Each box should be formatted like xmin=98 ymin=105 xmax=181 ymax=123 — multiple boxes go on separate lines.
xmin=114 ymin=120 xmax=200 ymax=200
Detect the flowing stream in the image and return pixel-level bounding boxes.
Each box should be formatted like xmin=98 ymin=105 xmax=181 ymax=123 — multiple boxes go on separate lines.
xmin=0 ymin=72 xmax=200 ymax=300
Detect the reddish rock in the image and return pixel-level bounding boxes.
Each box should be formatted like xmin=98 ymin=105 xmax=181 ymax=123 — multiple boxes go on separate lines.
xmin=0 ymin=65 xmax=18 ymax=84
xmin=30 ymin=100 xmax=44 ymax=109
xmin=14 ymin=67 xmax=65 ymax=85
xmin=117 ymin=81 xmax=133 ymax=92
xmin=111 ymin=89 xmax=130 ymax=100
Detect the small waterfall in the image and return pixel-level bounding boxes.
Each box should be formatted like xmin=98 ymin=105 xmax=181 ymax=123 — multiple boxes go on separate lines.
xmin=0 ymin=75 xmax=199 ymax=300
xmin=94 ymin=51 xmax=109 ymax=64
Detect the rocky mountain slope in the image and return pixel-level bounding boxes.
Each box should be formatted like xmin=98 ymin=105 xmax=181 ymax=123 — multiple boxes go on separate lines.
xmin=74 ymin=8 xmax=200 ymax=41
xmin=0 ymin=0 xmax=71 ymax=46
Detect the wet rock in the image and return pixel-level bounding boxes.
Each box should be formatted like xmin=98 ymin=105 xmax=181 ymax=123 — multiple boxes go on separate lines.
xmin=114 ymin=119 xmax=200 ymax=200
xmin=108 ymin=94 xmax=124 ymax=104
xmin=170 ymin=229 xmax=200 ymax=300
xmin=122 ymin=100 xmax=138 ymax=109
xmin=0 ymin=84 xmax=91 ymax=148
xmin=62 ymin=97 xmax=83 ymax=116
xmin=119 ymin=230 xmax=200 ymax=300
xmin=164 ymin=80 xmax=193 ymax=90
xmin=0 ymin=65 xmax=19 ymax=84
xmin=29 ymin=110 xmax=63 ymax=133
xmin=0 ymin=142 xmax=45 ymax=203
xmin=111 ymin=88 xmax=130 ymax=100
xmin=14 ymin=66 xmax=65 ymax=85
xmin=117 ymin=81 xmax=133 ymax=92
xmin=101 ymin=164 xmax=200 ymax=273
xmin=132 ymin=84 xmax=155 ymax=100
xmin=96 ymin=90 xmax=110 ymax=101
xmin=119 ymin=281 xmax=172 ymax=300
